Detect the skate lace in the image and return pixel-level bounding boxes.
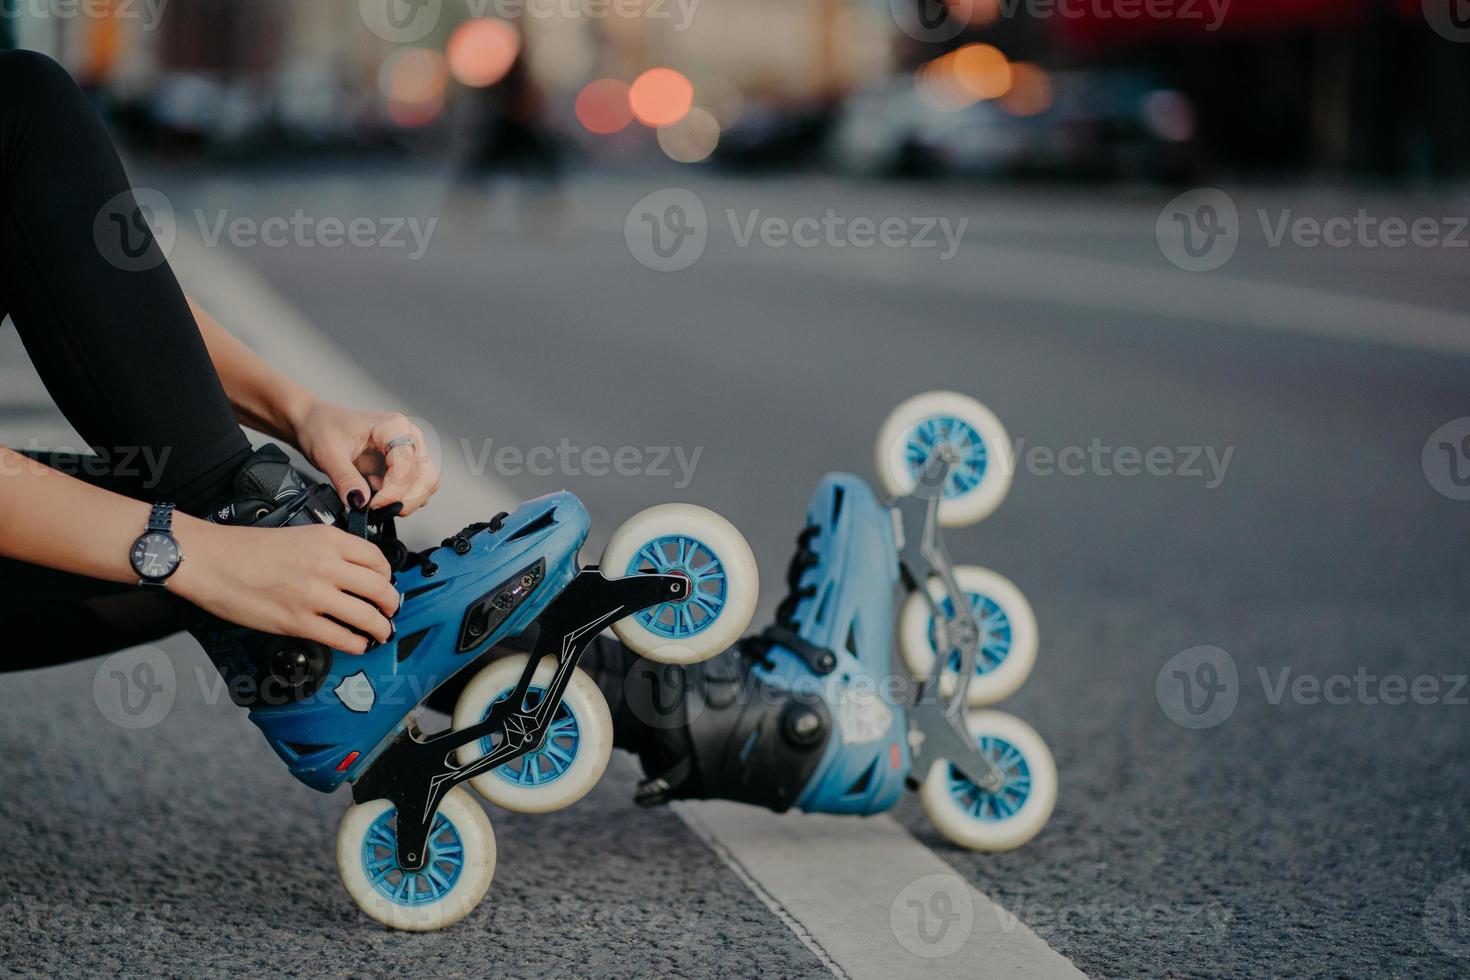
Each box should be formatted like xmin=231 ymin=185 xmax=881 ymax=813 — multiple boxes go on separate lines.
xmin=397 ymin=513 xmax=509 ymax=577
xmin=739 ymin=524 xmax=820 ymax=669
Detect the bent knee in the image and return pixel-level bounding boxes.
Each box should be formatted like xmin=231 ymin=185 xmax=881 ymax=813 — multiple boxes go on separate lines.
xmin=0 ymin=48 xmax=76 ymax=94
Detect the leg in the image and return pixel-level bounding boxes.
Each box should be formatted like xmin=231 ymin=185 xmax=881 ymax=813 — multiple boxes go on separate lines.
xmin=0 ymin=50 xmax=251 ymax=514
xmin=0 ymin=52 xmax=254 ymax=664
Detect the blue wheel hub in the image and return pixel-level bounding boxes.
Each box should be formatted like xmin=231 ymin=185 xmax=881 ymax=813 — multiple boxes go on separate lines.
xmin=903 ymin=415 xmax=987 ymax=499
xmin=480 ymin=685 xmax=579 ymax=787
xmin=624 ymin=535 xmax=726 ymax=639
xmin=948 ymin=735 xmax=1031 ymax=822
xmin=361 ymin=807 xmax=465 ymax=906
xmin=930 ymin=592 xmax=1013 ymax=676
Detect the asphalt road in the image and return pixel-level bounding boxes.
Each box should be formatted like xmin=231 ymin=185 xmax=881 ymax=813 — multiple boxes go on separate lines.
xmin=3 ymin=167 xmax=1469 ymax=977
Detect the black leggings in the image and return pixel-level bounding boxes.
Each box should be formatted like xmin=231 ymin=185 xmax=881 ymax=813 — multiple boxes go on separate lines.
xmin=0 ymin=50 xmax=253 ymax=668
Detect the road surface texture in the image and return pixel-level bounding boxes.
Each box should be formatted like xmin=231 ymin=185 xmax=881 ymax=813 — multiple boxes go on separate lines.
xmin=2 ymin=167 xmax=1467 ymax=978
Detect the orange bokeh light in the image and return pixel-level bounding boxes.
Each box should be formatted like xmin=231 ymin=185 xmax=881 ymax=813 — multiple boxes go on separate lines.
xmin=447 ymin=18 xmax=520 ymax=88
xmin=628 ymin=68 xmax=694 ymax=128
xmin=952 ymin=44 xmax=1011 ymax=101
xmin=575 ymin=78 xmax=634 ymax=134
xmin=1000 ymin=62 xmax=1052 ymax=117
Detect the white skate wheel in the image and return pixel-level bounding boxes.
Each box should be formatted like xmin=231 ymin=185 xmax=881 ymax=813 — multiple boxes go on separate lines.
xmin=337 ymin=786 xmax=495 ymax=931
xmin=899 ymin=565 xmax=1038 ymax=707
xmin=452 ymin=653 xmax=613 ymax=814
xmin=601 ymin=503 xmax=759 ymax=665
xmin=919 ymin=710 xmax=1056 ymax=852
xmin=874 ymin=391 xmax=1014 ymax=527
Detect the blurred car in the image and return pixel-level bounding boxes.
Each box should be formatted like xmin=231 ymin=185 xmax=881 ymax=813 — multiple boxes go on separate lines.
xmin=830 ymin=69 xmax=1200 ymax=183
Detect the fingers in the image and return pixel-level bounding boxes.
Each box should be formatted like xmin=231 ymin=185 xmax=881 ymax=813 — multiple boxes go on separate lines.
xmin=366 ymin=416 xmax=438 ymax=516
xmin=317 ymin=445 xmax=370 ymax=512
xmin=338 ymin=562 xmax=402 ymax=618
xmin=320 ymin=589 xmax=393 ymax=646
xmin=365 ymin=416 xmax=418 ymax=509
xmin=296 ymin=615 xmax=371 ymax=655
xmin=338 ymin=533 xmax=393 ymax=580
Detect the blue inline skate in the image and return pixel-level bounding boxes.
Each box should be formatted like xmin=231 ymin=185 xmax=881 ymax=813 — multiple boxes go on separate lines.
xmin=194 ymin=446 xmax=758 ymax=930
xmin=622 ymin=392 xmax=1056 ymax=852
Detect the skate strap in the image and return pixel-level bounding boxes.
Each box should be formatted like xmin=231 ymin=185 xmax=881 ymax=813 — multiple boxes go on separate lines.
xmin=635 ymin=757 xmax=693 ymax=808
xmin=758 ymin=625 xmax=837 ymax=675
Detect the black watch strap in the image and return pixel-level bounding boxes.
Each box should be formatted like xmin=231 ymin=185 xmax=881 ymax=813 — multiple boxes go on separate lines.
xmin=146 ymin=502 xmax=176 ymax=534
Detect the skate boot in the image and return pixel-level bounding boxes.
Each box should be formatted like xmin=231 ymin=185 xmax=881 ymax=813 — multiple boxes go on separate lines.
xmin=191 ymin=445 xmax=759 ymax=930
xmin=612 ymin=392 xmax=1057 ymax=853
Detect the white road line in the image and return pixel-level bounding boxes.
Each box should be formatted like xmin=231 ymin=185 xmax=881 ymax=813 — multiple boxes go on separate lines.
xmin=174 ymin=232 xmax=1085 ymax=979
xmin=676 ymin=802 xmax=1085 ymax=980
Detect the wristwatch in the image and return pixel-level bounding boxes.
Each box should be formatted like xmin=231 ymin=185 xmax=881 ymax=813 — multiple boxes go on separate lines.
xmin=131 ymin=502 xmax=183 ymax=589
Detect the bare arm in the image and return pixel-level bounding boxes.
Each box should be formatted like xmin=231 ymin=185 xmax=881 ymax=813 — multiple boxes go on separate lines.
xmin=0 ymin=444 xmax=398 ymax=652
xmin=188 ymin=298 xmax=440 ymax=515
xmin=189 ymin=297 xmax=313 ymax=444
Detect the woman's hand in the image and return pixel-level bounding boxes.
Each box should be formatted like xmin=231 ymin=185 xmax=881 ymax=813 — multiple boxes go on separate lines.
xmin=173 ymin=521 xmax=400 ymax=654
xmin=290 ymin=400 xmax=440 ymax=516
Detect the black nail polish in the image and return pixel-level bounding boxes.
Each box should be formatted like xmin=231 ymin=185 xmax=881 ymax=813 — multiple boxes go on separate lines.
xmin=347 ymin=489 xmax=366 ymax=510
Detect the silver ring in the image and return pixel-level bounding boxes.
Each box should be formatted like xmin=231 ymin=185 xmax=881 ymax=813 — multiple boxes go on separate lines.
xmin=384 ymin=436 xmax=416 ymax=452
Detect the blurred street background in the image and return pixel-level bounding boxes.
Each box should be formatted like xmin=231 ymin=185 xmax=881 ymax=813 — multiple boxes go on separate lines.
xmin=2 ymin=0 xmax=1470 ymax=977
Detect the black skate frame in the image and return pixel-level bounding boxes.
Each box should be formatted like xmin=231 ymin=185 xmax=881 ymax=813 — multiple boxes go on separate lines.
xmin=891 ymin=451 xmax=1008 ymax=794
xmin=351 ymin=568 xmax=688 ymax=871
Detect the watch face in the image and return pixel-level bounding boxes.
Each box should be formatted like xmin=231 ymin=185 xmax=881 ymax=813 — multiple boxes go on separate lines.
xmin=131 ymin=532 xmax=181 ymax=580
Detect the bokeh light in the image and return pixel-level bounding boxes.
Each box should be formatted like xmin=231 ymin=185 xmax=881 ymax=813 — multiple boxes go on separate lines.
xmin=447 ymin=18 xmax=520 ymax=88
xmin=629 ymin=68 xmax=694 ymax=127
xmin=575 ymin=78 xmax=634 ymax=134
xmin=952 ymin=44 xmax=1011 ymax=101
xmin=380 ymin=49 xmax=448 ymax=127
xmin=1000 ymin=62 xmax=1052 ymax=117
xmin=915 ymin=57 xmax=972 ymax=112
xmin=658 ymin=107 xmax=721 ymax=163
